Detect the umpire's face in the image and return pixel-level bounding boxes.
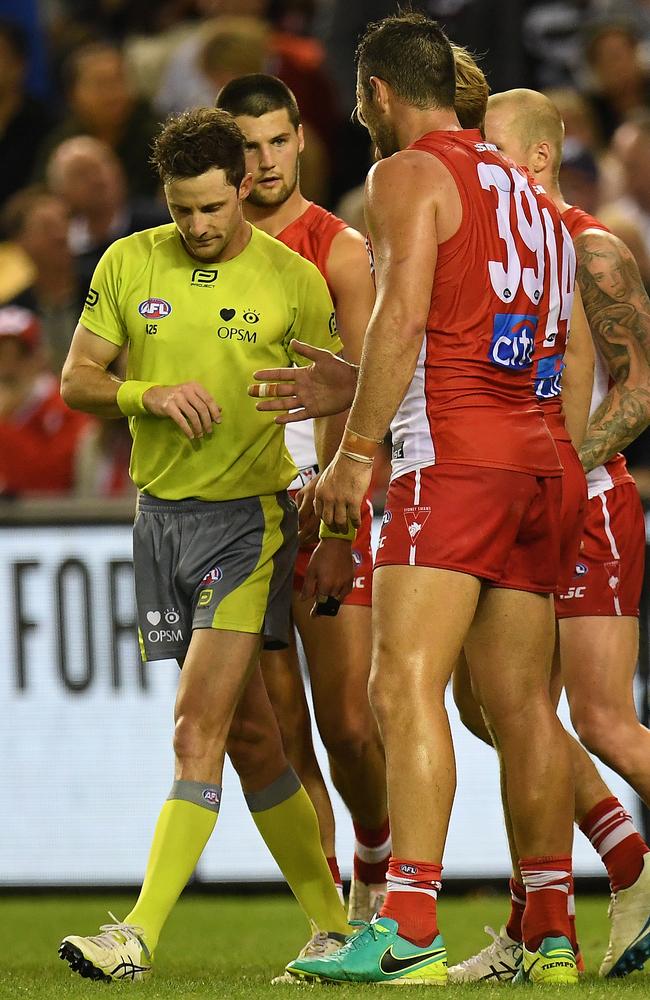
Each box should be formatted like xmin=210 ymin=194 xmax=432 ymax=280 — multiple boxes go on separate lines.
xmin=166 ymin=166 xmax=253 ymax=262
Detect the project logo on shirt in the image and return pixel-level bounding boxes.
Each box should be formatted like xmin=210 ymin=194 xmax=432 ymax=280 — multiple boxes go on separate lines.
xmin=85 ymin=288 xmax=99 ymax=308
xmin=489 ymin=314 xmax=537 ymax=370
xmin=138 ymin=297 xmax=172 ymax=319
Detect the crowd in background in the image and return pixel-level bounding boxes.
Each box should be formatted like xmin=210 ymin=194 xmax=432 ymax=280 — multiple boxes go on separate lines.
xmin=2 ymin=0 xmax=650 ymax=501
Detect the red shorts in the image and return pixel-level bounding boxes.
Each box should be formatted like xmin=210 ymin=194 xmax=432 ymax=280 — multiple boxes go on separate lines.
xmin=375 ymin=464 xmax=562 ymax=594
xmin=555 ymin=440 xmax=588 ymax=601
xmin=293 ymin=497 xmax=373 ymax=607
xmin=555 ymin=482 xmax=645 ymax=618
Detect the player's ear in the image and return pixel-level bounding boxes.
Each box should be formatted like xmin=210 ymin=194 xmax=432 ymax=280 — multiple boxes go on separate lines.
xmin=369 ymin=75 xmax=390 ymax=112
xmin=297 ymin=123 xmax=305 ymax=155
xmin=238 ymin=172 xmax=254 ymax=201
xmin=532 ymin=140 xmax=551 ymax=176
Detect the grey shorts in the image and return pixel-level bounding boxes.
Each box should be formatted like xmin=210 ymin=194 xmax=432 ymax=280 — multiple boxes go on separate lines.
xmin=134 ymin=492 xmax=298 ymax=662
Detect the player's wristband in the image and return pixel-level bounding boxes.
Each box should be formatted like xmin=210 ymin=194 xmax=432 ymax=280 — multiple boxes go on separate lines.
xmin=319 ymin=520 xmax=356 ymax=542
xmin=116 ymin=380 xmax=159 ymax=417
xmin=341 ymin=426 xmax=382 ymax=460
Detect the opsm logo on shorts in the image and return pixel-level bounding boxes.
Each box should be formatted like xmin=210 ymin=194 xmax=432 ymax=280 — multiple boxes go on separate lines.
xmin=138 ymin=297 xmax=172 ymax=319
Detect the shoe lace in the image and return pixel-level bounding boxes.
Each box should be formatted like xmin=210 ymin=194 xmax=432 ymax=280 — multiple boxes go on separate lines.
xmin=93 ymin=912 xmax=146 ymax=949
xmin=300 ymin=932 xmax=339 ymax=958
xmin=456 ymin=926 xmax=512 ymax=970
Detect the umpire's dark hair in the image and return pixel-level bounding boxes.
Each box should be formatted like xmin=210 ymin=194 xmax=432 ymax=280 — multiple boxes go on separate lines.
xmin=151 ymin=107 xmax=246 ymax=188
xmin=356 ymin=12 xmax=456 ymax=111
xmin=216 ymin=74 xmax=301 ymax=130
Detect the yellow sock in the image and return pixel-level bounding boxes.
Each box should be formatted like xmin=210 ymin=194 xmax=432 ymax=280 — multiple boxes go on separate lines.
xmin=124 ymin=781 xmax=221 ymax=951
xmin=247 ymin=769 xmax=349 ymax=935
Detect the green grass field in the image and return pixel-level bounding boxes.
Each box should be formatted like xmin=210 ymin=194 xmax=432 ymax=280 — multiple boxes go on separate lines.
xmin=2 ymin=891 xmax=649 ymax=999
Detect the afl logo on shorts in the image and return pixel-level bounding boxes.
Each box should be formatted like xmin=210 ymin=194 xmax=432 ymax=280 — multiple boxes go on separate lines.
xmin=138 ymin=297 xmax=172 ymax=319
xmin=574 ymin=562 xmax=589 ymax=577
xmin=382 ymin=510 xmax=392 ymax=525
xmin=201 ymin=566 xmax=223 ymax=585
xmin=352 ymin=549 xmax=362 ymax=566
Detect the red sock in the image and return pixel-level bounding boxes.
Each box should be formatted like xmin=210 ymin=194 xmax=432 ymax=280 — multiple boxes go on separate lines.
xmin=579 ymin=796 xmax=648 ymax=893
xmin=380 ymin=858 xmax=442 ymax=947
xmin=327 ymin=856 xmax=343 ymax=900
xmin=505 ymin=877 xmax=526 ymax=942
xmin=353 ymin=818 xmax=391 ymax=885
xmin=520 ymin=856 xmax=572 ymax=951
xmin=567 ymin=879 xmax=578 ymax=953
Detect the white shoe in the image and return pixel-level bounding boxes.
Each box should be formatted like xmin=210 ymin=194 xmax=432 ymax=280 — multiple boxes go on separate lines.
xmin=59 ymin=913 xmax=152 ymax=982
xmin=272 ymin=931 xmax=347 ymax=984
xmin=600 ymin=852 xmax=650 ymax=977
xmin=447 ymin=925 xmax=522 ymax=983
xmin=347 ymin=879 xmax=386 ymax=923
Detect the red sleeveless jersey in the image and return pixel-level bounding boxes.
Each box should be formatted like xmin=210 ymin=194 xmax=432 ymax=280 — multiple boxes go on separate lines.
xmin=390 ymin=129 xmax=565 ymax=480
xmin=276 ymin=202 xmax=347 ymax=302
xmin=561 ymin=205 xmax=634 ymax=496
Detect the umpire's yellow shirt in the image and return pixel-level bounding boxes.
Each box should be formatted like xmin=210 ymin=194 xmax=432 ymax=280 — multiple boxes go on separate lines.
xmin=80 ymin=223 xmax=342 ymax=501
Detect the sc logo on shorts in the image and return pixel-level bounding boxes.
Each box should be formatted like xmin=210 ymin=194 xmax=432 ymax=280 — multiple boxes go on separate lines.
xmin=489 ymin=314 xmax=537 ymax=370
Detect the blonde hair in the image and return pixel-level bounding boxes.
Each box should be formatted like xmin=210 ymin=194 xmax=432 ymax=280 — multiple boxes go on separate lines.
xmin=452 ymin=43 xmax=490 ymax=132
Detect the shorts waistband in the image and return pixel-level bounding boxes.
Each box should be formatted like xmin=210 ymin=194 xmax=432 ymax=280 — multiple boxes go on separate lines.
xmin=137 ymin=492 xmax=287 ymax=514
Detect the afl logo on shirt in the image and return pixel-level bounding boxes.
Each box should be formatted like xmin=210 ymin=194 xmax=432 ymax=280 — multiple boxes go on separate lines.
xmin=138 ymin=297 xmax=172 ymax=319
xmin=489 ymin=313 xmax=537 ymax=370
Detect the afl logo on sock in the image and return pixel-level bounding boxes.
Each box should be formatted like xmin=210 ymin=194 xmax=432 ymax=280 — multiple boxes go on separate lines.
xmin=202 ymin=789 xmax=220 ymax=805
xmin=399 ymin=864 xmax=418 ymax=876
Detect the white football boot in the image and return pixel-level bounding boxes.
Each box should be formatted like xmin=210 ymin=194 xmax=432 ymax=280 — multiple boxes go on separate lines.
xmin=347 ymin=880 xmax=386 ymax=923
xmin=447 ymin=925 xmax=522 ymax=982
xmin=59 ymin=913 xmax=152 ymax=982
xmin=600 ymin=853 xmax=650 ymax=977
xmin=272 ymin=930 xmax=347 ymax=984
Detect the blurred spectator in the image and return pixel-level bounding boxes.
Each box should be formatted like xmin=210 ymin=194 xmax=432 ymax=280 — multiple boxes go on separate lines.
xmin=543 ymin=87 xmax=602 ymax=151
xmin=46 ymin=136 xmax=169 ymax=292
xmin=1 ymin=186 xmax=82 ymax=373
xmin=74 ymin=420 xmax=135 ymax=498
xmin=152 ymin=3 xmax=339 ymax=155
xmin=0 ymin=305 xmax=93 ymax=497
xmin=0 ymin=19 xmax=54 ymax=212
xmin=36 ymin=42 xmax=160 ymax=199
xmin=559 ymin=138 xmax=601 ymax=216
xmin=607 ymin=113 xmax=650 ymax=265
xmin=582 ymin=16 xmax=650 ymax=143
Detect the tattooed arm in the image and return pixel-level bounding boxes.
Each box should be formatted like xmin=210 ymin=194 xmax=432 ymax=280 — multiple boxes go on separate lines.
xmin=574 ymin=229 xmax=650 ymax=472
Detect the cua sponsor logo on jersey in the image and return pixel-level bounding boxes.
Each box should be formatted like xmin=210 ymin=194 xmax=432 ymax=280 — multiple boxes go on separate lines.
xmin=138 ymin=297 xmax=172 ymax=319
xmin=489 ymin=314 xmax=537 ymax=369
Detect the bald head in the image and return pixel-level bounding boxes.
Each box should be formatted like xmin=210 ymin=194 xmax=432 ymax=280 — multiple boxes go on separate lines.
xmin=46 ymin=136 xmax=125 ymax=217
xmin=485 ymin=88 xmax=565 ymax=182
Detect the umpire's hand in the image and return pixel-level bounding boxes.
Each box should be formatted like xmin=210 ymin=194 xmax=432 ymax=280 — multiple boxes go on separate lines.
xmin=143 ymin=382 xmax=221 ymax=439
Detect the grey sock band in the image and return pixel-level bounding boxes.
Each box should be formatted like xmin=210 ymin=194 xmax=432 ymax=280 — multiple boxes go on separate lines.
xmin=244 ymin=766 xmax=301 ymax=813
xmin=167 ymin=779 xmax=222 ymax=813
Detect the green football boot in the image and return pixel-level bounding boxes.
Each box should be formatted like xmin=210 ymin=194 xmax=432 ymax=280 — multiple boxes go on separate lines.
xmin=286 ymin=916 xmax=447 ymax=985
xmin=512 ymin=935 xmax=577 ymax=985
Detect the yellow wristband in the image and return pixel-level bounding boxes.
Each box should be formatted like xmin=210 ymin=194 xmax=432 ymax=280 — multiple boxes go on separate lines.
xmin=116 ymin=380 xmax=159 ymax=417
xmin=319 ymin=520 xmax=357 ymax=542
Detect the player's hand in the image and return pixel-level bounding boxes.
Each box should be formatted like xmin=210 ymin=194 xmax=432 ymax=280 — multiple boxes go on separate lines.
xmin=296 ymin=475 xmax=320 ymax=545
xmin=301 ymin=538 xmax=354 ymax=610
xmin=142 ymin=382 xmax=221 ymax=440
xmin=315 ymin=452 xmax=373 ymax=534
xmin=248 ymin=340 xmax=357 ymax=423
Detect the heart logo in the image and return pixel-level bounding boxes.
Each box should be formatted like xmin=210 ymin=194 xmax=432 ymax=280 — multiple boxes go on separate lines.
xmin=220 ymin=308 xmax=236 ymax=321
xmin=147 ymin=611 xmax=161 ymax=625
